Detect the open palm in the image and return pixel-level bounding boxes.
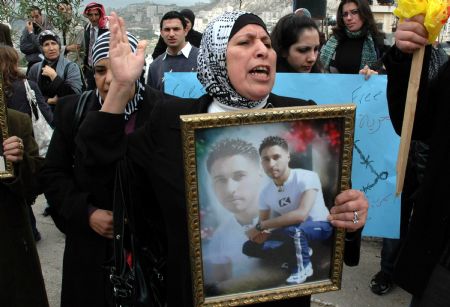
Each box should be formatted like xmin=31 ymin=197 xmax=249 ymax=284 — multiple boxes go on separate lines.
xmin=108 ymin=12 xmax=147 ymax=86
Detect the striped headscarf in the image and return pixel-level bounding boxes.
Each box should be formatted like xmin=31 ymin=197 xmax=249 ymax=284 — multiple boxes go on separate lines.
xmin=92 ymin=31 xmax=145 ymax=120
xmin=197 ymin=11 xmax=269 ymax=109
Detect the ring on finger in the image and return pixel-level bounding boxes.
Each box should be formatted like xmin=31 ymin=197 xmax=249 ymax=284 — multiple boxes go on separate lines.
xmin=352 ymin=210 xmax=359 ymax=224
xmin=18 ymin=139 xmax=24 ymax=150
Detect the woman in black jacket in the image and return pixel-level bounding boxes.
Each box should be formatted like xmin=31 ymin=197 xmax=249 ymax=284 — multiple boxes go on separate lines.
xmin=77 ymin=11 xmax=369 ymax=307
xmin=39 ymin=31 xmax=164 ymax=307
xmin=0 ymin=106 xmax=48 ymax=306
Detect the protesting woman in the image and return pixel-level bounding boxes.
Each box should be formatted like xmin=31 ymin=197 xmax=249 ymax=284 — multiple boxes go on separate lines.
xmin=76 ymin=11 xmax=369 ymax=306
xmin=39 ymin=31 xmax=163 ymax=307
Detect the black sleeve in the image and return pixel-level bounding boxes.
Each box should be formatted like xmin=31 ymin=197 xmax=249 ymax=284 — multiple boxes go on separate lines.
xmin=39 ymin=96 xmax=92 ymax=233
xmin=384 ymin=45 xmax=436 ymax=140
xmin=49 ymin=75 xmax=77 ymax=97
xmin=343 ymin=229 xmax=362 ymax=266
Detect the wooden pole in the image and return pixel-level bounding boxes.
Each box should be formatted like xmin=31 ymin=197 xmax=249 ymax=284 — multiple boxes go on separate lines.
xmin=396 ymin=46 xmax=425 ymax=196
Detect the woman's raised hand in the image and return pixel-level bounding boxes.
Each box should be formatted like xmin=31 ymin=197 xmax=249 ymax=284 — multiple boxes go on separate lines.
xmin=108 ymin=12 xmax=147 ymax=87
xmin=101 ymin=12 xmax=148 ymax=114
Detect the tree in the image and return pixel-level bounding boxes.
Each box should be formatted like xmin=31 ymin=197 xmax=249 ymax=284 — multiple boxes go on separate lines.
xmin=1 ymin=0 xmax=85 ymax=43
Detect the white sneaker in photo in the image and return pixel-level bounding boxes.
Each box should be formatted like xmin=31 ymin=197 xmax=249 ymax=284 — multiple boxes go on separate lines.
xmin=286 ymin=262 xmax=313 ymax=285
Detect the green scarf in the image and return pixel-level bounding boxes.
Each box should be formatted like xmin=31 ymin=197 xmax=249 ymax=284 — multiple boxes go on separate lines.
xmin=320 ymin=28 xmax=378 ymax=72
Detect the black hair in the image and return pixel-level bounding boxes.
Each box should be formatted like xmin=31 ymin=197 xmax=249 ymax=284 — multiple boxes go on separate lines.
xmin=30 ymin=5 xmax=42 ymax=15
xmin=334 ymin=0 xmax=385 ymax=44
xmin=259 ymin=136 xmax=288 ymax=155
xmin=0 ymin=24 xmax=12 ymax=47
xmin=271 ymin=13 xmax=323 ymax=73
xmin=206 ymin=138 xmax=259 ymax=173
xmin=160 ymin=11 xmax=187 ymax=30
xmin=180 ymin=8 xmax=195 ymax=27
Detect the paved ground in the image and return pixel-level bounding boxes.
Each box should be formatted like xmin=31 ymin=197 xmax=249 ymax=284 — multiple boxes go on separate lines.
xmin=33 ymin=195 xmax=411 ymax=307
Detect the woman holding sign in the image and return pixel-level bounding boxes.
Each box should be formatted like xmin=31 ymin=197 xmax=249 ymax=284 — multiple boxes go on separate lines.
xmin=76 ymin=11 xmax=369 ymax=306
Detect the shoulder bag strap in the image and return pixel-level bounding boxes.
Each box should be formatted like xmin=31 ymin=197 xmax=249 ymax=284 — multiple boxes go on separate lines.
xmin=24 ymin=79 xmax=39 ymax=119
xmin=113 ymin=159 xmax=127 ymax=273
xmin=72 ymin=90 xmax=93 ymax=136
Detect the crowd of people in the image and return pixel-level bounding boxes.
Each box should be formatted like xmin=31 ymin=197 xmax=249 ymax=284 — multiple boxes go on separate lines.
xmin=0 ymin=0 xmax=448 ymax=306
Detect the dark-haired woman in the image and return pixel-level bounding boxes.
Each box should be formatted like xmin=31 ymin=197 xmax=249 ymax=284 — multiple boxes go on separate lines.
xmin=320 ymin=0 xmax=387 ymax=74
xmin=0 ymin=45 xmax=53 ymax=124
xmin=271 ymin=14 xmax=323 ymax=73
xmin=0 ymin=44 xmax=53 ymax=241
xmin=1 ymin=109 xmax=48 ymax=307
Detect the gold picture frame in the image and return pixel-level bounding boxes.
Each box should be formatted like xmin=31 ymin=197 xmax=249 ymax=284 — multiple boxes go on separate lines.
xmin=181 ymin=104 xmax=356 ymax=306
xmin=0 ymin=73 xmax=14 ymax=179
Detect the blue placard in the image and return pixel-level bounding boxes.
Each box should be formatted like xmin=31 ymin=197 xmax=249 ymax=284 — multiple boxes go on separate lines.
xmin=165 ymin=72 xmax=400 ymax=239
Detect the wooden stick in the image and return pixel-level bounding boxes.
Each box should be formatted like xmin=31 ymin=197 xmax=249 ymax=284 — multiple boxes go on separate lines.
xmin=396 ymin=46 xmax=425 ymax=196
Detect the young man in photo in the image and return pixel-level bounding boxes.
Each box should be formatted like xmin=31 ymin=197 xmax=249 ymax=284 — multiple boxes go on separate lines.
xmin=203 ymin=138 xmax=289 ymax=294
xmin=244 ymin=136 xmax=333 ymax=284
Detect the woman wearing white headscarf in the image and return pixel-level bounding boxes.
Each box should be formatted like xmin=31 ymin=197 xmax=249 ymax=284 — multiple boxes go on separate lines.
xmin=39 ymin=30 xmax=163 ymax=307
xmin=77 ymin=11 xmax=369 ymax=307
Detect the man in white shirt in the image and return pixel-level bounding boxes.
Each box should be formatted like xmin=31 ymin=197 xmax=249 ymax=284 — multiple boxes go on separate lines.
xmin=147 ymin=11 xmax=199 ymax=91
xmin=244 ymin=136 xmax=333 ymax=285
xmin=202 ymin=138 xmax=287 ymax=295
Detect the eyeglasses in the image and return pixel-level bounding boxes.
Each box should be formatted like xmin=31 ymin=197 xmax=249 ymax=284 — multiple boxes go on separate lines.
xmin=342 ymin=9 xmax=359 ymax=18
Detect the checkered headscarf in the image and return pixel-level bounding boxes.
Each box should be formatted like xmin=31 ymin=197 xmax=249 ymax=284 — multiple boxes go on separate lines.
xmin=92 ymin=31 xmax=144 ymax=120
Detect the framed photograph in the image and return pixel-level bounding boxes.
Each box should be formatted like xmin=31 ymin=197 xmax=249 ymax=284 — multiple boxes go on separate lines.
xmin=181 ymin=104 xmax=356 ymax=306
xmin=0 ymin=73 xmax=14 ymax=179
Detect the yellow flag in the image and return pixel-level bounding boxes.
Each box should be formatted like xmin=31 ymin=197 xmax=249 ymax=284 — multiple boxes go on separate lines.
xmin=394 ymin=0 xmax=449 ymax=43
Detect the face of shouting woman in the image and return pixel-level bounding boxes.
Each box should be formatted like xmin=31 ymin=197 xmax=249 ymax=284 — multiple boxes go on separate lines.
xmin=226 ymin=24 xmax=277 ymax=101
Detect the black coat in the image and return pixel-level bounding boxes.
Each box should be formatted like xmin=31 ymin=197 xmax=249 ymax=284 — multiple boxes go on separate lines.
xmin=384 ymin=46 xmax=450 ymax=296
xmin=0 ymin=109 xmax=48 ymax=307
xmin=77 ymin=93 xmax=362 ymax=307
xmin=40 ymin=88 xmax=160 ymax=306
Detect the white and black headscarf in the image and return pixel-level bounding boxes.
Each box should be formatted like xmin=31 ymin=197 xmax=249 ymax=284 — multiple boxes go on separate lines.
xmin=92 ymin=31 xmax=145 ymax=120
xmin=197 ymin=11 xmax=269 ymax=109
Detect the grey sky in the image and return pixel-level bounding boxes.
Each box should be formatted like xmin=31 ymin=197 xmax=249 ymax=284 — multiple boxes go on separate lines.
xmin=83 ymin=0 xmax=212 ymax=9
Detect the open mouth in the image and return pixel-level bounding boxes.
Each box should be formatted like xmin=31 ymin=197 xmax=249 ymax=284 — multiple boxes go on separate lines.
xmin=250 ymin=65 xmax=270 ymax=77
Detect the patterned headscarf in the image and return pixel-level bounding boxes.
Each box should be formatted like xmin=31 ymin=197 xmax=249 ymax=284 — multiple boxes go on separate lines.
xmin=83 ymin=2 xmax=108 ymax=29
xmin=92 ymin=31 xmax=145 ymax=120
xmin=197 ymin=11 xmax=269 ymax=109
